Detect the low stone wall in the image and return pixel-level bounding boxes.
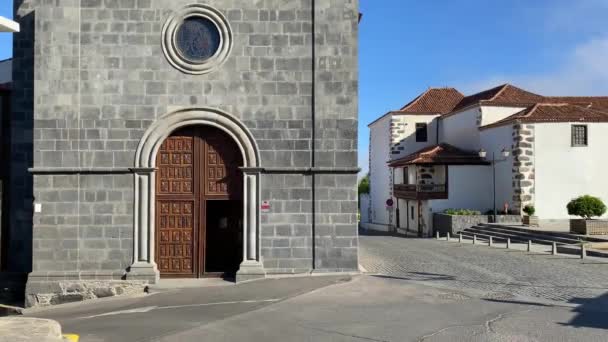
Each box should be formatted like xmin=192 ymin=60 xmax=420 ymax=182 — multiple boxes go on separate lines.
xmin=25 ymin=271 xmax=150 ymax=307
xmin=570 ymin=219 xmax=608 ymax=235
xmin=493 ymin=215 xmax=523 ymax=224
xmin=434 ymin=214 xmax=488 ymax=235
xmin=433 ymin=214 xmax=521 ymax=235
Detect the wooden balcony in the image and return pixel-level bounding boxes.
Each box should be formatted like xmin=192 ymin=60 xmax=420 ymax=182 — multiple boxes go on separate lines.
xmin=394 ymin=184 xmax=448 ymax=200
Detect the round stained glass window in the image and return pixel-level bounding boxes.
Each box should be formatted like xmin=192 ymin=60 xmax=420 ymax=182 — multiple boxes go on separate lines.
xmin=162 ymin=4 xmax=233 ymax=75
xmin=176 ymin=17 xmax=221 ymax=62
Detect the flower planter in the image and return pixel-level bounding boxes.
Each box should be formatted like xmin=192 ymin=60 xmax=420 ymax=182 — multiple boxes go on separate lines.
xmin=570 ymin=219 xmax=608 ymax=235
xmin=523 ymin=215 xmax=539 ymax=227
xmin=433 ymin=213 xmax=521 ymax=235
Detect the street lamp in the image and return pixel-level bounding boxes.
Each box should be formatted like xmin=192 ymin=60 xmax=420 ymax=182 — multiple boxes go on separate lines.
xmin=479 ymin=148 xmax=511 ymax=220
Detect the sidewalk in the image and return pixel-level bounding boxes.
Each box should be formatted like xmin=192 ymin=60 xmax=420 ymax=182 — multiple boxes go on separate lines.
xmin=0 ymin=317 xmax=64 ymax=342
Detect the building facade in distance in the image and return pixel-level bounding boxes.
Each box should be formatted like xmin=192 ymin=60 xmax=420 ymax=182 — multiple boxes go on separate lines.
xmin=5 ymin=0 xmax=359 ymax=306
xmin=365 ymin=84 xmax=608 ymax=236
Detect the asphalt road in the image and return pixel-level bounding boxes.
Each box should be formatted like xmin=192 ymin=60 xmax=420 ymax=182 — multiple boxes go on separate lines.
xmin=24 ymin=234 xmax=608 ymax=341
xmin=26 ymin=276 xmax=351 ymax=342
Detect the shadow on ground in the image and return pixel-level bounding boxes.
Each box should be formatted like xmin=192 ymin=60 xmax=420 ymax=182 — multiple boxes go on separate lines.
xmin=565 ymin=293 xmax=608 ymax=329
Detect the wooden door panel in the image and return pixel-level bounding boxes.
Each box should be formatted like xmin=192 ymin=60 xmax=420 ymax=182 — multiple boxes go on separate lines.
xmin=156 ymin=126 xmax=243 ymax=278
xmin=157 ymin=200 xmax=196 ymax=275
xmin=156 ymin=131 xmax=197 ymax=277
xmin=203 ymin=130 xmax=243 ymax=198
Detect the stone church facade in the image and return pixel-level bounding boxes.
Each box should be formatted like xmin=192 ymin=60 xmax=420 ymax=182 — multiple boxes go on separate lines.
xmin=5 ymin=0 xmax=359 ymax=306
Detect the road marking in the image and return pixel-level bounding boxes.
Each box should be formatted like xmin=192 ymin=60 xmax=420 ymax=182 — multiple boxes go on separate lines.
xmin=79 ymin=298 xmax=284 ymax=319
xmin=158 ymin=298 xmax=283 ymax=310
xmin=62 ymin=334 xmax=79 ymax=341
xmin=81 ymin=306 xmax=158 ymax=319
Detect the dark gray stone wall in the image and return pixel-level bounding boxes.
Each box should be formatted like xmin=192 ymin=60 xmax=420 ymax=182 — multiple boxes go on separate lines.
xmin=10 ymin=0 xmax=358 ymax=282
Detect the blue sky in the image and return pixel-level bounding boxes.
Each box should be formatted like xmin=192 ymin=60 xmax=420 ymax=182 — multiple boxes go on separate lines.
xmin=358 ymin=0 xmax=608 ymax=175
xmin=2 ymin=1 xmax=608 ymax=175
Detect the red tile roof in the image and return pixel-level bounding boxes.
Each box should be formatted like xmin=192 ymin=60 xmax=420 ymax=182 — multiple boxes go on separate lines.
xmin=451 ymin=84 xmax=545 ymax=113
xmin=544 ymin=96 xmax=608 ymax=112
xmin=399 ymin=88 xmax=464 ymax=114
xmin=480 ymin=103 xmax=608 ymax=130
xmin=389 ymin=143 xmax=489 ymax=166
xmin=370 ymin=83 xmax=608 ymax=128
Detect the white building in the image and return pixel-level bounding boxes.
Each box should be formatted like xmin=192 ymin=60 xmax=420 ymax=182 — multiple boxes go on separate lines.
xmin=363 ymin=84 xmax=608 ymax=236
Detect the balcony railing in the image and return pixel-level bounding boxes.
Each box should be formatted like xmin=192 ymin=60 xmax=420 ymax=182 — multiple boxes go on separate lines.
xmin=394 ymin=183 xmax=448 ymax=200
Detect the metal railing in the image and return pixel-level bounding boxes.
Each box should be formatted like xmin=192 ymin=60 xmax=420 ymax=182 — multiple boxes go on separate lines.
xmin=394 ymin=184 xmax=446 ymax=193
xmin=435 ymin=231 xmax=592 ymax=259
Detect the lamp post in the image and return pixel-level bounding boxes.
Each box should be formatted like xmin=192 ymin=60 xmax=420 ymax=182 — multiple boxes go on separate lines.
xmin=479 ymin=148 xmax=511 ymax=221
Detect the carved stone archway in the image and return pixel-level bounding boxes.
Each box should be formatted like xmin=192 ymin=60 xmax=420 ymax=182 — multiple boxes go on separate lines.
xmin=128 ymin=108 xmax=265 ymax=282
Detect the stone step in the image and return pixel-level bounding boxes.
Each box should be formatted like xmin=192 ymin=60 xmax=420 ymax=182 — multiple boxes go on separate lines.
xmin=480 ymin=224 xmax=608 ymax=242
xmin=468 ymin=225 xmax=581 ymax=245
xmin=461 ymin=227 xmax=560 ymax=245
xmin=459 ymin=226 xmax=608 ymax=258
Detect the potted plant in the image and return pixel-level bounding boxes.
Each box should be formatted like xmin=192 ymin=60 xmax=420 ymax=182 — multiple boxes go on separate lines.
xmin=567 ymin=195 xmax=608 ymax=235
xmin=522 ymin=205 xmax=538 ymax=227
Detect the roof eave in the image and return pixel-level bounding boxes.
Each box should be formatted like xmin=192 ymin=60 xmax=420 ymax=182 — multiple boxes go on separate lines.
xmin=0 ymin=17 xmax=20 ymax=33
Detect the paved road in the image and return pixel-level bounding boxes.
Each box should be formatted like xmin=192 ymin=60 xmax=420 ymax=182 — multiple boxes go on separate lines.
xmin=25 ymin=234 xmax=608 ymax=341
xmin=27 ymin=276 xmax=351 ymax=342
xmin=359 ymin=233 xmax=608 ymax=304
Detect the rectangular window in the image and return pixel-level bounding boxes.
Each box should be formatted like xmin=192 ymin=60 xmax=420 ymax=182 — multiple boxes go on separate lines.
xmin=410 ymin=206 xmax=414 ymax=220
xmin=571 ymin=125 xmax=588 ymax=146
xmin=403 ymin=167 xmax=409 ymax=184
xmin=415 ymin=123 xmax=428 ymax=142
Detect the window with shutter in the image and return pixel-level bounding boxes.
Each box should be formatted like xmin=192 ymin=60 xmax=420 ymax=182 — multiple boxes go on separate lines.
xmin=571 ymin=125 xmax=588 ymax=147
xmin=415 ymin=123 xmax=428 ymax=142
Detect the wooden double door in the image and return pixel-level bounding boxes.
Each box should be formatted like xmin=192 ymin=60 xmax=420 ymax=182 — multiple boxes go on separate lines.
xmin=155 ymin=126 xmax=243 ymax=278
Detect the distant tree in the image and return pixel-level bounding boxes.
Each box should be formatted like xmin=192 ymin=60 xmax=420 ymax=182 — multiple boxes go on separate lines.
xmin=358 ymin=174 xmax=370 ymax=196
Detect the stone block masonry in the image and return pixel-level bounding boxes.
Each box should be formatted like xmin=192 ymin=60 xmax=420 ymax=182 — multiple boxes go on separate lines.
xmin=512 ymin=124 xmax=535 ymax=212
xmin=8 ymin=0 xmax=359 ymax=306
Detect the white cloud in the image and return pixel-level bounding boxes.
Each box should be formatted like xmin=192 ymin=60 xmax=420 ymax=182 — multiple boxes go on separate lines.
xmin=544 ymin=0 xmax=608 ymax=34
xmin=462 ymin=0 xmax=608 ymax=96
xmin=460 ymin=36 xmax=608 ymax=96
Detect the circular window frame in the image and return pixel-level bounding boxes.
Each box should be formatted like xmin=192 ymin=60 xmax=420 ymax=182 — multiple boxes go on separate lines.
xmin=162 ymin=4 xmax=233 ymax=75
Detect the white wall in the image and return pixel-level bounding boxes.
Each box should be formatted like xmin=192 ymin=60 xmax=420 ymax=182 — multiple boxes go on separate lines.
xmin=480 ymin=106 xmax=527 ymax=127
xmin=394 ymin=167 xmax=404 ymax=184
xmin=429 ymin=165 xmax=493 ymax=214
xmin=440 ymin=107 xmax=481 ymax=151
xmin=0 ymin=59 xmax=11 ymax=84
xmin=359 ymin=194 xmax=371 ymax=224
xmin=395 ymin=199 xmax=419 ymax=233
xmin=369 ymin=115 xmax=392 ymax=225
xmin=391 ymin=114 xmax=439 ymax=159
xmin=535 ymin=123 xmax=608 ymax=219
xmin=480 ymin=125 xmax=515 ymax=212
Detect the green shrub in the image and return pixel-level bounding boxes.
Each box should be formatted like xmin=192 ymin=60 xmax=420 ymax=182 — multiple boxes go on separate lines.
xmin=444 ymin=208 xmax=481 ymax=216
xmin=523 ymin=205 xmax=535 ymax=216
xmin=567 ymin=195 xmax=607 ymax=219
xmin=358 ymin=175 xmax=370 ymax=196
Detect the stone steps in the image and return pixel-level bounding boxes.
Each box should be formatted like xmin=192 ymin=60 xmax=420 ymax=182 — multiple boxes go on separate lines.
xmin=458 ymin=224 xmax=608 ymax=258
xmin=464 ymin=225 xmax=579 ymax=245
xmin=481 ymin=224 xmax=608 ymax=243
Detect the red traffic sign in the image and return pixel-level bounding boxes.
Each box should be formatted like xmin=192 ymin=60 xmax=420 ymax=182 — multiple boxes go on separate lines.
xmin=386 ymin=198 xmax=394 ymax=207
xmin=261 ymin=201 xmax=271 ymax=212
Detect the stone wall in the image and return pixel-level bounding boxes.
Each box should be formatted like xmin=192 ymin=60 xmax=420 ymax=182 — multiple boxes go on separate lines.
xmin=390 ymin=115 xmax=408 ymax=156
xmin=512 ymin=123 xmax=535 ymax=212
xmin=433 ymin=213 xmax=521 ymax=235
xmin=11 ymin=0 xmax=359 ymax=304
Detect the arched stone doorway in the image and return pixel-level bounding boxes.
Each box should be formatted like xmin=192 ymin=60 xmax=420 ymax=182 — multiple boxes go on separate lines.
xmin=155 ymin=126 xmax=243 ymax=278
xmin=128 ymin=108 xmax=265 ymax=282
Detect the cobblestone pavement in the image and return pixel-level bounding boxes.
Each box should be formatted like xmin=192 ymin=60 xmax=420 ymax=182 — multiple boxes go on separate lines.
xmin=359 ymin=234 xmax=608 ymax=304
